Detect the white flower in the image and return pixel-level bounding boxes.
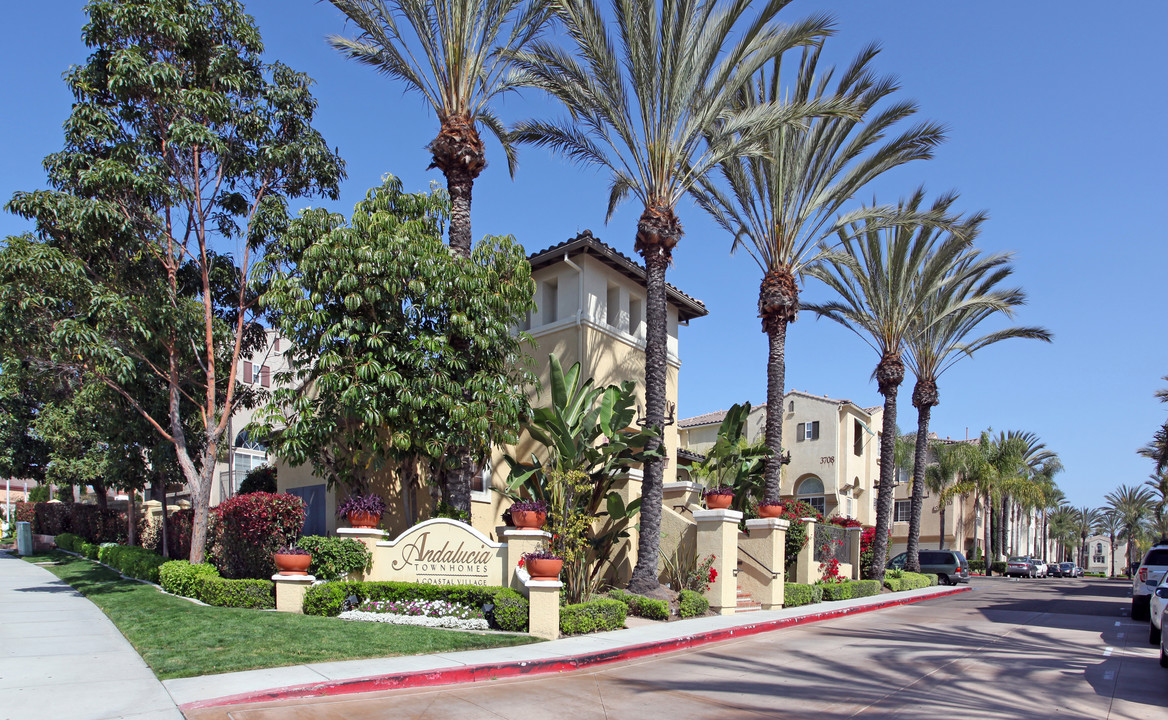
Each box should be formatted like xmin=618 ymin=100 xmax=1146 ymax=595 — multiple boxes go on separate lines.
xmin=338 ymin=610 xmax=490 ymax=631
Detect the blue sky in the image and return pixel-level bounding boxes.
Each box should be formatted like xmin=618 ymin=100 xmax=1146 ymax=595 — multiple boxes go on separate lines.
xmin=2 ymin=1 xmax=1165 ymax=510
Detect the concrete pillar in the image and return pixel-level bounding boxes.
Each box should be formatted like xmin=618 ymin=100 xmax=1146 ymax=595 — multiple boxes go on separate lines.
xmin=337 ymin=528 xmax=386 ymax=581
xmin=503 ymin=528 xmax=551 ymax=592
xmin=694 ymin=508 xmax=742 ymax=614
xmin=272 ymin=574 xmax=315 ymax=613
xmin=741 ymin=518 xmax=789 ymax=610
xmin=795 ymin=517 xmax=818 ymax=584
xmin=848 ymin=526 xmax=863 ymax=580
xmin=525 ymin=578 xmax=562 ymax=640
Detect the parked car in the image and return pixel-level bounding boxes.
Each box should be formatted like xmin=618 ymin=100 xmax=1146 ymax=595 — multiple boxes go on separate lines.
xmin=1006 ymin=556 xmax=1037 ymax=578
xmin=1056 ymin=562 xmax=1082 ymax=578
xmin=1132 ymin=542 xmax=1168 ymax=621
xmin=1149 ymin=572 xmax=1168 ymax=646
xmin=1049 ymin=562 xmax=1064 ymax=577
xmin=886 ymin=550 xmax=971 ymax=585
xmin=1031 ymin=559 xmax=1048 ymax=578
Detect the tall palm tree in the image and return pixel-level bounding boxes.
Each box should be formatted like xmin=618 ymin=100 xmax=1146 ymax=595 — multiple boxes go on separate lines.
xmin=1048 ymin=505 xmax=1077 ymax=563
xmin=805 ymin=191 xmax=974 ymax=581
xmin=1095 ymin=510 xmax=1122 ymax=577
xmin=690 ymin=41 xmax=944 ymax=503
xmin=902 ymin=247 xmax=1052 ymax=570
xmin=1029 ymin=459 xmax=1063 ymax=557
xmin=511 ymin=0 xmax=848 ymax=593
xmin=1105 ymin=483 xmax=1155 ymax=575
xmin=993 ymin=430 xmax=1055 ymax=558
xmin=1138 ymin=377 xmax=1168 ymax=473
xmin=1073 ymin=506 xmax=1102 ymax=569
xmin=924 ymin=440 xmax=977 ymax=549
xmin=327 ymin=0 xmax=551 ymax=256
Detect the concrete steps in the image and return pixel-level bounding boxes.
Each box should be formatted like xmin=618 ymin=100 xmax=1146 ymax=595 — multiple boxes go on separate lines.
xmin=736 ymin=586 xmax=762 ymax=613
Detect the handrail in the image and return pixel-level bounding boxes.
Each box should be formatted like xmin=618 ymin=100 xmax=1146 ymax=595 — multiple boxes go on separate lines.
xmin=738 ymin=546 xmax=780 ymax=579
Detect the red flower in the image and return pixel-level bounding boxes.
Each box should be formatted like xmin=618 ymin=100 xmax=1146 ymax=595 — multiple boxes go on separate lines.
xmin=709 ymin=568 xmax=717 ymax=583
xmin=518 ymin=557 xmax=526 ymax=569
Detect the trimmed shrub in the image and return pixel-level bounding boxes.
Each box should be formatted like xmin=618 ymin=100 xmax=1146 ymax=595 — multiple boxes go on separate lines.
xmin=490 ymin=588 xmax=529 ymax=632
xmin=159 ymin=560 xmax=221 ymax=598
xmin=141 ymin=508 xmax=203 ymax=561
xmin=239 ymin=465 xmax=277 ymax=495
xmin=30 ymin=502 xmax=130 ymax=543
xmin=884 ymin=571 xmax=936 ymax=592
xmin=14 ymin=502 xmax=36 ymax=525
xmin=784 ymin=582 xmax=823 ymax=608
xmin=560 ymin=598 xmax=627 ymax=635
xmin=677 ymin=589 xmax=709 ymax=618
xmin=302 ymin=581 xmax=509 ymax=618
xmin=193 ymin=576 xmax=275 ymax=609
xmin=56 ymin=533 xmax=83 ymax=552
xmin=819 ymin=579 xmax=881 ymax=601
xmin=211 ymin=492 xmax=306 ymax=579
xmin=608 ymin=588 xmax=670 ymax=620
xmin=296 ymin=536 xmax=372 ymax=581
xmin=97 ymin=544 xmax=168 ymax=583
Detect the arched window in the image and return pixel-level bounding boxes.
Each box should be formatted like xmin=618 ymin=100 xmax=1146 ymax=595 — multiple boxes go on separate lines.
xmin=1096 ymin=542 xmax=1103 ymax=554
xmin=231 ymin=427 xmax=268 ymax=493
xmin=796 ymin=476 xmax=825 ymax=515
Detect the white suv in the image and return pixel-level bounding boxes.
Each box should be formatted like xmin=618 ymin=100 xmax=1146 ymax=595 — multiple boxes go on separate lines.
xmin=1133 ymin=542 xmax=1168 ymax=621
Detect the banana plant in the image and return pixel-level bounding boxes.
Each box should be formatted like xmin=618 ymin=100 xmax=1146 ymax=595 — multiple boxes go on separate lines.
xmin=690 ymin=402 xmax=772 ymax=512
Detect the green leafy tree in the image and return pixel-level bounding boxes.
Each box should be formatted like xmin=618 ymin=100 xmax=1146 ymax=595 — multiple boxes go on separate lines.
xmin=924 ymin=440 xmax=979 ymax=550
xmin=258 ymin=176 xmax=536 ymax=518
xmin=0 ymin=360 xmax=55 ymax=485
xmin=0 ymin=0 xmax=344 ymax=563
xmin=691 ymin=40 xmax=944 ymax=506
xmin=805 ymin=191 xmax=973 ymax=581
xmin=902 ymin=246 xmax=1052 ymax=571
xmin=511 ymin=0 xmax=847 ymax=594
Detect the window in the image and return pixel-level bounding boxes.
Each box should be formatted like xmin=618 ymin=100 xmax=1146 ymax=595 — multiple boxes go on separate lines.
xmin=797 ymin=421 xmax=819 ymax=442
xmin=629 ymin=297 xmax=644 ymax=337
xmin=471 ymin=461 xmax=492 ymax=502
xmin=894 ymin=500 xmax=911 ymax=523
xmin=854 ymin=420 xmax=863 ymax=456
xmin=606 ymin=284 xmax=621 ymax=327
xmin=797 ymin=476 xmax=825 ymax=515
xmin=243 ymin=361 xmax=253 ymax=384
xmin=273 ymin=337 xmax=280 ymax=352
xmin=542 ymin=278 xmax=559 ymax=325
xmin=232 ymin=429 xmax=268 ymax=494
xmin=787 ymin=401 xmax=794 ymax=413
xmin=260 ymin=365 xmax=270 ymax=387
xmin=1095 ymin=542 xmax=1103 ymax=554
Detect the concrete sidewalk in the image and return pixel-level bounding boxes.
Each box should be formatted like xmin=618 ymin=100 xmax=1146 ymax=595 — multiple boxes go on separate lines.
xmin=0 ymin=551 xmax=183 ymax=720
xmin=166 ymin=583 xmax=970 ymax=713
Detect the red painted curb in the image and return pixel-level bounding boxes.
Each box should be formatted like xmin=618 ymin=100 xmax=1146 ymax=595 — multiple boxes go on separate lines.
xmin=180 ymin=585 xmax=971 ymax=711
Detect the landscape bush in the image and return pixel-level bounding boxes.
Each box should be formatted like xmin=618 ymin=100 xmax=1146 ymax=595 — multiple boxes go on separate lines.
xmin=559 ymin=597 xmax=627 ymax=635
xmin=607 ymin=588 xmax=669 ymax=620
xmin=677 ymin=589 xmax=709 ymax=618
xmin=211 ymin=492 xmax=306 ymax=579
xmin=141 ymin=508 xmax=202 ymax=561
xmin=784 ymin=582 xmax=823 ymax=608
xmin=819 ymin=579 xmax=881 ymax=601
xmin=884 ymin=571 xmax=936 ymax=592
xmin=97 ymin=544 xmax=168 ymax=583
xmin=28 ymin=501 xmax=131 ymax=543
xmin=303 ymin=581 xmax=510 ymax=619
xmin=489 ymin=588 xmax=529 ymax=632
xmin=192 ymin=576 xmax=275 ymax=609
xmin=159 ymin=560 xmax=221 ymax=598
xmin=968 ymin=560 xmax=1007 ymax=576
xmin=238 ymin=464 xmax=277 ymax=495
xmin=55 ymin=533 xmax=83 ymax=552
xmin=296 ymin=535 xmax=372 ymax=581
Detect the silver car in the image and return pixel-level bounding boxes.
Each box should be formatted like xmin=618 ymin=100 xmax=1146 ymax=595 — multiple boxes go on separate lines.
xmin=1151 ymin=571 xmax=1168 ymax=647
xmin=1132 ymin=543 xmax=1168 ymax=621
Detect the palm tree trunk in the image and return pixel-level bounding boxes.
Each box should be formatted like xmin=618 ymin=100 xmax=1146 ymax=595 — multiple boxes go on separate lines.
xmin=762 ymin=320 xmax=788 ymax=503
xmin=938 ymin=501 xmax=947 ymax=550
xmin=446 ymin=170 xmax=474 ymax=258
xmin=985 ymin=491 xmax=993 ymax=572
xmin=628 ymin=244 xmax=670 ymax=593
xmin=869 ymin=353 xmax=905 ymax=583
xmin=905 ymin=382 xmax=936 ymax=571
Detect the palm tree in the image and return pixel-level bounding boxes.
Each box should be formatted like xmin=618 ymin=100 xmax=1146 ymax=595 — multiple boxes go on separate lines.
xmin=992 ymin=430 xmax=1055 ymax=558
xmin=511 ymin=0 xmax=848 ymax=593
xmin=805 ymin=191 xmax=975 ymax=581
xmin=925 ymin=440 xmax=977 ymax=549
xmin=1029 ymin=460 xmax=1063 ymax=558
xmin=1095 ymin=510 xmax=1122 ymax=577
xmin=1048 ymin=505 xmax=1077 ymax=563
xmin=690 ymin=41 xmax=944 ymax=503
xmin=1105 ymin=483 xmax=1155 ymax=575
xmin=1073 ymin=506 xmax=1102 ymax=569
xmin=902 ymin=247 xmax=1052 ymax=570
xmin=327 ymin=0 xmax=551 ymax=256
xmin=1138 ymin=377 xmax=1168 ymax=473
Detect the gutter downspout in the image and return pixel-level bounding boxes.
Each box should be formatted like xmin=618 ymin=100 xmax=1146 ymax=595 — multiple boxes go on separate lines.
xmin=563 ymin=253 xmax=584 ymax=364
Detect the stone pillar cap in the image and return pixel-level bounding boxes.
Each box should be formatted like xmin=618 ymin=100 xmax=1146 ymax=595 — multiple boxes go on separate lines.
xmin=693 ymin=508 xmax=744 ymax=522
xmin=745 ymin=518 xmax=791 ymax=530
xmin=271 ymin=574 xmax=316 ymax=584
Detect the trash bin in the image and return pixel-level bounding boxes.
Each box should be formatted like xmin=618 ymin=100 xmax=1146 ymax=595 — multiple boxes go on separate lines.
xmin=15 ymin=521 xmax=32 ymax=556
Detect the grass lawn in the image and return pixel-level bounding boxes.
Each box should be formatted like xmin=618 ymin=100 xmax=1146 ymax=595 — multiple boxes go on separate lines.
xmin=23 ymin=551 xmax=536 ymax=680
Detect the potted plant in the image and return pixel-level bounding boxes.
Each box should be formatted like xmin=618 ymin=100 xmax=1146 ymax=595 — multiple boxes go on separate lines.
xmin=509 ymin=499 xmax=548 ymax=529
xmin=273 ymin=545 xmax=312 ymax=575
xmin=523 ymin=549 xmax=563 ymax=581
xmin=703 ymin=485 xmax=735 ymax=510
xmin=337 ymin=493 xmax=387 ymax=529
xmin=758 ymin=500 xmax=784 ymax=518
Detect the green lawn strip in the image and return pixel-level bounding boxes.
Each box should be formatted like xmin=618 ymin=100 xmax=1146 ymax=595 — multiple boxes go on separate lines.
xmin=22 ymin=551 xmax=535 ymax=680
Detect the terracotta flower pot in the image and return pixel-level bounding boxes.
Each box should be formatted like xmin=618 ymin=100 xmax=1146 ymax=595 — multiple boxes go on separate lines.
xmin=526 ymin=557 xmax=563 ymax=581
xmin=704 ymin=494 xmax=733 ymax=510
xmin=348 ymin=511 xmax=382 ymax=529
xmin=511 ymin=509 xmax=547 ymax=529
xmin=758 ymin=504 xmax=783 ymax=518
xmin=274 ymin=553 xmax=312 ymax=576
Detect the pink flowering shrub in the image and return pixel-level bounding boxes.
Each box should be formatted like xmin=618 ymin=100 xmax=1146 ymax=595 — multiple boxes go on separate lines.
xmin=211 ymin=492 xmax=306 ymax=579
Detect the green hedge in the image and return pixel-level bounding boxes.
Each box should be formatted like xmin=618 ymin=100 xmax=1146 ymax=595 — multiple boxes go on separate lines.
xmin=55 ymin=533 xmax=83 ymax=552
xmin=96 ymin=544 xmax=168 ymax=583
xmin=560 ymin=598 xmax=627 ymax=635
xmin=677 ymin=589 xmax=709 ymax=618
xmin=296 ymin=535 xmax=372 ymax=581
xmin=192 ymin=576 xmax=275 ymax=609
xmin=490 ymin=588 xmax=529 ymax=632
xmin=968 ymin=560 xmax=1006 ymax=575
xmin=159 ymin=560 xmax=221 ymax=598
xmin=784 ymin=583 xmax=823 ymax=608
xmin=303 ymin=581 xmax=523 ymax=630
xmin=884 ymin=571 xmax=937 ymax=592
xmin=819 ymin=579 xmax=881 ymax=601
xmin=607 ymin=588 xmax=669 ymax=620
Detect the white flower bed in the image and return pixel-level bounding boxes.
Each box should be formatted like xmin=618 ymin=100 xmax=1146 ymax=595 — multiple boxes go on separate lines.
xmin=338 ymin=609 xmax=489 ymax=630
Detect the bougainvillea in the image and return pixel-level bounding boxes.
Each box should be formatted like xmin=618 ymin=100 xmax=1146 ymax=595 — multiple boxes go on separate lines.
xmin=211 ymin=492 xmax=306 ymax=579
xmin=859 ymin=526 xmax=892 ymax=580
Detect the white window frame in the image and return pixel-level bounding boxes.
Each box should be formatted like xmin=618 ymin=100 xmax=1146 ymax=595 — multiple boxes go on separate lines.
xmin=796 ymin=421 xmax=820 ymax=442
xmin=471 ymin=461 xmax=492 ymax=503
xmin=894 ymin=500 xmax=911 ymax=523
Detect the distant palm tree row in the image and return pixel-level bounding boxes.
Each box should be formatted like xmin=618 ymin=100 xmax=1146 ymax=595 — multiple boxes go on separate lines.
xmin=323 ymin=0 xmax=1052 ymax=587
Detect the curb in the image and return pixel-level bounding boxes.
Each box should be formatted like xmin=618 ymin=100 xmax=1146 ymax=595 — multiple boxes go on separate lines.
xmin=180 ymin=585 xmax=971 ymax=711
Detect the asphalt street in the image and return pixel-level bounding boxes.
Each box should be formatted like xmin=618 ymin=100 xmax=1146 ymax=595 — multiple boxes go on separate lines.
xmin=183 ymin=576 xmax=1166 ymax=719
